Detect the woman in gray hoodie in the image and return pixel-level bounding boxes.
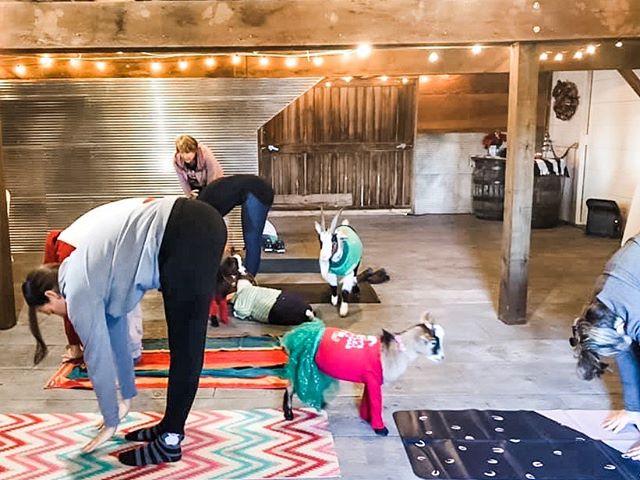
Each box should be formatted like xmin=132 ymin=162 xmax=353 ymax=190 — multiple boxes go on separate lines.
xmin=22 ymin=196 xmax=226 ymax=467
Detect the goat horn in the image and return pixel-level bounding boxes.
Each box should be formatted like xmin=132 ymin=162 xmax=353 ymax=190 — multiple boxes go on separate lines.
xmin=329 ymin=208 xmax=343 ymax=232
xmin=320 ymin=206 xmax=326 ymax=230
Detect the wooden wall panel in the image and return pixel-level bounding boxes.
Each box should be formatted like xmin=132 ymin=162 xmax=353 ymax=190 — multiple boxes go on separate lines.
xmin=260 ymin=80 xmax=416 ymax=209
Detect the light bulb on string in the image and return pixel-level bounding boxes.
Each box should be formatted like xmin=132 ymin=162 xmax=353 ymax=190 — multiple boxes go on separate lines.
xmin=402 ymin=77 xmax=409 ymax=84
xmin=356 ymin=43 xmax=372 ymax=58
xmin=259 ymin=56 xmax=269 ymax=66
xmin=204 ymin=57 xmax=217 ymax=68
xmin=69 ymin=58 xmax=82 ymax=69
xmin=231 ymin=54 xmax=242 ymax=65
xmin=178 ymin=60 xmax=189 ymax=71
xmin=573 ymin=51 xmax=583 ymax=59
xmin=532 ymin=25 xmax=541 ymax=33
xmin=95 ymin=61 xmax=107 ymax=72
xmin=14 ymin=64 xmax=26 ymax=77
xmin=428 ymin=52 xmax=439 ymax=63
xmin=284 ymin=57 xmax=298 ymax=68
xmin=325 ymin=81 xmax=332 ymax=88
xmin=419 ymin=75 xmax=430 ymax=83
xmin=150 ymin=62 xmax=163 ymax=73
xmin=380 ymin=75 xmax=389 ymax=82
xmin=312 ymin=56 xmax=324 ymax=66
xmin=554 ymin=53 xmax=563 ymax=62
xmin=539 ymin=52 xmax=549 ymax=61
xmin=39 ymin=55 xmax=54 ymax=68
xmin=471 ymin=45 xmax=482 ymax=55
xmin=615 ymin=41 xmax=623 ymax=48
xmin=343 ymin=76 xmax=353 ymax=83
xmin=586 ymin=44 xmax=597 ymax=54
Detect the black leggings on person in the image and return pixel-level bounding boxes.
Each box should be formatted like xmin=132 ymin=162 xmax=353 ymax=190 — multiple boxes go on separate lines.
xmin=156 ymin=198 xmax=227 ymax=434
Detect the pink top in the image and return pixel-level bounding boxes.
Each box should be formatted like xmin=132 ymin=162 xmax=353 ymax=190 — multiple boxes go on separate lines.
xmin=315 ymin=327 xmax=385 ymax=429
xmin=173 ymin=144 xmax=224 ymax=195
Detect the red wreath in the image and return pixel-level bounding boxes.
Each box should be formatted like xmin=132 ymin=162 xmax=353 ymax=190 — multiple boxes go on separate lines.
xmin=482 ymin=131 xmax=507 ymax=150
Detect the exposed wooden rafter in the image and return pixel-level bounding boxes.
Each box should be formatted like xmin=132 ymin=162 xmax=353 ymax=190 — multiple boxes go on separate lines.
xmin=618 ymin=69 xmax=640 ymax=97
xmin=0 ymin=1 xmax=638 ymax=51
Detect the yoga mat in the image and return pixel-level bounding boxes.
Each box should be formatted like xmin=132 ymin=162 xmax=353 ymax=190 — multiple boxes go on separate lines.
xmin=0 ymin=408 xmax=340 ymax=479
xmin=46 ymin=335 xmax=288 ymax=390
xmin=261 ymin=282 xmax=380 ymax=304
xmin=259 ymin=258 xmax=321 ymax=274
xmin=394 ymin=409 xmax=640 ymax=480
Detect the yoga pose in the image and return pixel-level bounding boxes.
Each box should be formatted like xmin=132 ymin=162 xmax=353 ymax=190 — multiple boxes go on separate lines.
xmin=571 ymin=233 xmax=640 ymax=459
xmin=173 ymin=134 xmax=224 ymax=198
xmin=198 ymin=174 xmax=274 ymax=276
xmin=282 ymin=313 xmax=444 ymax=435
xmin=23 ymin=197 xmax=226 ymax=466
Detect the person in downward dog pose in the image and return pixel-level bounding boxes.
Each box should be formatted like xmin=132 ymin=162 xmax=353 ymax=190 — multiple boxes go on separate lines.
xmin=570 ymin=233 xmax=640 ymax=460
xmin=282 ymin=313 xmax=444 ymax=435
xmin=23 ymin=196 xmax=226 ymax=466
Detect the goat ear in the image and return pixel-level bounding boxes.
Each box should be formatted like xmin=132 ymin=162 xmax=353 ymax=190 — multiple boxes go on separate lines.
xmin=314 ymin=221 xmax=323 ymax=235
xmin=381 ymin=329 xmax=395 ymax=346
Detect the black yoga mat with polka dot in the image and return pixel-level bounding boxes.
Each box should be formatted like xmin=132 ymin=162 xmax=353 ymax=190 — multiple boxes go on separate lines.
xmin=393 ymin=409 xmax=640 ymax=480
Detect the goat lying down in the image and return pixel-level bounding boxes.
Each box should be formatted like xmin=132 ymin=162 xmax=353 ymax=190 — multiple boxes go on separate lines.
xmin=282 ymin=313 xmax=444 ymax=435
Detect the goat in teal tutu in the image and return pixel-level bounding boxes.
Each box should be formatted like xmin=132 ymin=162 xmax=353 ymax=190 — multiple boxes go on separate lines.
xmin=315 ymin=210 xmax=363 ymax=317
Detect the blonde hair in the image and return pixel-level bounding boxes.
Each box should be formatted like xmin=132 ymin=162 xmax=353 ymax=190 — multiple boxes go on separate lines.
xmin=175 ymin=135 xmax=198 ymax=154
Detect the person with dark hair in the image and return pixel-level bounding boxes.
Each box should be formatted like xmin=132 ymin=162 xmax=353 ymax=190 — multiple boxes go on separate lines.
xmin=198 ymin=174 xmax=274 ymax=277
xmin=173 ymin=134 xmax=224 ymax=198
xmin=22 ymin=196 xmax=226 ymax=466
xmin=570 ymin=233 xmax=640 ymax=459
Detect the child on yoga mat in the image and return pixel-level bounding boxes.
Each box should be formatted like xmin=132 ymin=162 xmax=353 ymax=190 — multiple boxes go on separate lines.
xmin=22 ymin=196 xmax=226 ymax=466
xmin=571 ymin=233 xmax=640 ymax=460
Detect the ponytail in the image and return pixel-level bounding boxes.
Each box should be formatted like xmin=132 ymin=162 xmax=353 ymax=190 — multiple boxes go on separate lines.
xmin=22 ymin=264 xmax=60 ymax=365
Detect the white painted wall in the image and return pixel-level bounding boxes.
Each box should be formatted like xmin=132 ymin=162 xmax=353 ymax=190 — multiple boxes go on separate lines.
xmin=412 ymin=132 xmax=483 ymax=214
xmin=549 ymin=70 xmax=640 ymax=225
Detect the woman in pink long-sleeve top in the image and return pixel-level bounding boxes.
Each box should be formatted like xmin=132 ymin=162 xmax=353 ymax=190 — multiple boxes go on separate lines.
xmin=173 ymin=135 xmax=224 ymax=197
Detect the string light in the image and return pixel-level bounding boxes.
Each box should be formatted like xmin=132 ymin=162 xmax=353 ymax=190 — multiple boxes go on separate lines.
xmin=150 ymin=62 xmax=162 ymax=73
xmin=471 ymin=45 xmax=483 ymax=55
xmin=259 ymin=56 xmax=269 ymax=66
xmin=356 ymin=43 xmax=372 ymax=58
xmin=69 ymin=58 xmax=82 ymax=69
xmin=554 ymin=53 xmax=563 ymax=61
xmin=312 ymin=56 xmax=324 ymax=66
xmin=14 ymin=65 xmax=26 ymax=76
xmin=204 ymin=57 xmax=216 ymax=68
xmin=586 ymin=44 xmax=597 ymax=54
xmin=539 ymin=52 xmax=549 ymax=60
xmin=39 ymin=55 xmax=54 ymax=68
xmin=284 ymin=57 xmax=298 ymax=68
xmin=573 ymin=51 xmax=583 ymax=59
xmin=342 ymin=76 xmax=353 ymax=83
xmin=402 ymin=77 xmax=409 ymax=84
xmin=419 ymin=75 xmax=430 ymax=83
xmin=231 ymin=54 xmax=242 ymax=65
xmin=532 ymin=1 xmax=541 ymax=10
xmin=532 ymin=25 xmax=541 ymax=33
xmin=95 ymin=61 xmax=107 ymax=72
xmin=178 ymin=60 xmax=189 ymax=71
xmin=324 ymin=81 xmax=332 ymax=88
xmin=615 ymin=41 xmax=623 ymax=48
xmin=380 ymin=75 xmax=389 ymax=82
xmin=428 ymin=52 xmax=439 ymax=63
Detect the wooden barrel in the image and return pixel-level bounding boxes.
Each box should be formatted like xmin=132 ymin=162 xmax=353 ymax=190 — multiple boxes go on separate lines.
xmin=471 ymin=156 xmax=562 ymax=229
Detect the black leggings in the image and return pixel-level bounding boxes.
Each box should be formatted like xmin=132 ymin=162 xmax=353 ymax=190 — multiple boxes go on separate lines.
xmin=268 ymin=292 xmax=312 ymax=326
xmin=157 ymin=198 xmax=227 ymax=434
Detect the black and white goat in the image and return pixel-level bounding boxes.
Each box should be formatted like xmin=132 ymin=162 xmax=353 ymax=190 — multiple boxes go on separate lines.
xmin=283 ymin=313 xmax=445 ymax=435
xmin=315 ymin=210 xmax=363 ymax=317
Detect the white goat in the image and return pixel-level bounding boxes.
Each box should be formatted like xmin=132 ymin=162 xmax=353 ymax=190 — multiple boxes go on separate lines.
xmin=315 ymin=210 xmax=363 ymax=317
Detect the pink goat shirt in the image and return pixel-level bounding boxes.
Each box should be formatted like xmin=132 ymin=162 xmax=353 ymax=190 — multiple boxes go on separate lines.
xmin=315 ymin=327 xmax=384 ymax=429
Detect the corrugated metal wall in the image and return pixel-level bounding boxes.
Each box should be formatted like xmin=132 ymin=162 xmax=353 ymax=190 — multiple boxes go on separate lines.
xmin=0 ymin=77 xmax=318 ymax=251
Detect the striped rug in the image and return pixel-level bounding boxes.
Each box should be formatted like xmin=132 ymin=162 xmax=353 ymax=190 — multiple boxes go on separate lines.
xmin=0 ymin=408 xmax=340 ymax=479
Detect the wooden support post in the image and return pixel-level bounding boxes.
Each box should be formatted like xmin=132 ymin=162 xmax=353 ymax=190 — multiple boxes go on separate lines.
xmin=618 ymin=69 xmax=640 ymax=98
xmin=498 ymin=43 xmax=539 ymax=325
xmin=0 ymin=119 xmax=16 ymax=330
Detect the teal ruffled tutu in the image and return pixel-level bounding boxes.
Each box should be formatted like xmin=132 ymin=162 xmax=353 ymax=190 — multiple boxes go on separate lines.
xmin=282 ymin=319 xmax=338 ymax=410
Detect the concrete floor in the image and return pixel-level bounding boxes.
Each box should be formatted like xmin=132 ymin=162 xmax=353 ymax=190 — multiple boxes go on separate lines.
xmin=0 ymin=213 xmax=626 ymax=479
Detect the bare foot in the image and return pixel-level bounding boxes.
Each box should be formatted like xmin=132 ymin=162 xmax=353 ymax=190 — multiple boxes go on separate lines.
xmin=62 ymin=344 xmax=83 ymax=363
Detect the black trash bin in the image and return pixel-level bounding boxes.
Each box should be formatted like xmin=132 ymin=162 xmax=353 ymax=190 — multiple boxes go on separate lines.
xmin=585 ymin=198 xmax=622 ymax=238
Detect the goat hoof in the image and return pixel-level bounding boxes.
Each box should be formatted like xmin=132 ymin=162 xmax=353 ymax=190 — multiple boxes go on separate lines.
xmin=339 ymin=303 xmax=349 ymax=317
xmin=330 ymin=295 xmax=339 ymax=306
xmin=284 ymin=410 xmax=294 ymax=421
xmin=374 ymin=427 xmax=389 ymax=436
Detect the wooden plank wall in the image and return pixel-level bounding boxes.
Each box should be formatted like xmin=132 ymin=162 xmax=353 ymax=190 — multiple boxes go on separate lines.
xmin=259 ymin=80 xmax=416 ymax=209
xmin=417 ymin=73 xmax=552 ymax=137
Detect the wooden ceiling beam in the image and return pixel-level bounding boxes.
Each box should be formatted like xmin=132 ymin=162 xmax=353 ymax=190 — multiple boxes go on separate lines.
xmin=0 ymin=1 xmax=638 ymax=51
xmin=618 ymin=69 xmax=640 ymax=98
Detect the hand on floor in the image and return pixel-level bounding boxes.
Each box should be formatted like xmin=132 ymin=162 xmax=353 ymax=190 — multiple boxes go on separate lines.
xmin=626 ymin=442 xmax=640 ymax=461
xmin=62 ymin=344 xmax=83 ymax=363
xmin=82 ymin=425 xmax=116 ymax=453
xmin=601 ymin=409 xmax=640 ymax=434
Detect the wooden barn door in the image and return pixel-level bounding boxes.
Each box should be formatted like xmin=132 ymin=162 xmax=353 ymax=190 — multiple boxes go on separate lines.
xmin=259 ymin=80 xmax=416 ymax=209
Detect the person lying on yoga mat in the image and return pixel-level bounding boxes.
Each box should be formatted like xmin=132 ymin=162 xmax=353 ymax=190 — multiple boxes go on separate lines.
xmin=44 ymin=198 xmax=151 ymax=364
xmin=571 ymin=233 xmax=640 ymax=460
xmin=22 ymin=196 xmax=226 ymax=466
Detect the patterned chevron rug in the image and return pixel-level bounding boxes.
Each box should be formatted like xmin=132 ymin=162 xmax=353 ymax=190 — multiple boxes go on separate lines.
xmin=0 ymin=408 xmax=340 ymax=479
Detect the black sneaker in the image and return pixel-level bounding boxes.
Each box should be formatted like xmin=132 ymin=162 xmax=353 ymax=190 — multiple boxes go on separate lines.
xmin=263 ymin=238 xmax=274 ymax=252
xmin=274 ymin=240 xmax=286 ymax=253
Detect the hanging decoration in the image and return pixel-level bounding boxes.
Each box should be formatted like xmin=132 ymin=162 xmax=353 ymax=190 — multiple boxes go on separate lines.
xmin=552 ymin=80 xmax=580 ymax=121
